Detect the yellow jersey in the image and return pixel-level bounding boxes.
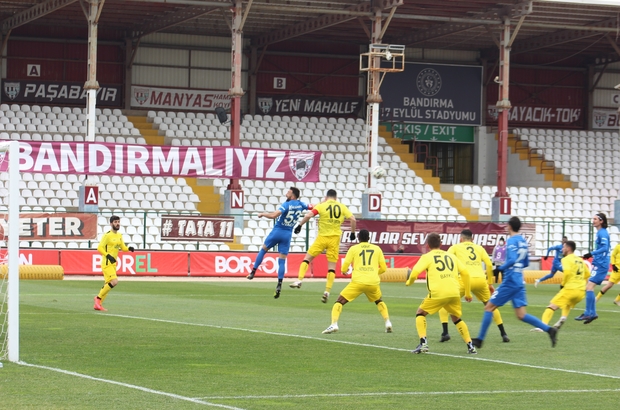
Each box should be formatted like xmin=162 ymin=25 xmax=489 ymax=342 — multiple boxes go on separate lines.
xmin=448 ymin=241 xmax=494 ymax=283
xmin=311 ymin=199 xmax=353 ymax=237
xmin=341 ymin=242 xmax=387 ymax=286
xmin=611 ymin=244 xmax=620 ymax=267
xmin=407 ymin=249 xmax=471 ymax=299
xmin=560 ymin=253 xmax=590 ymax=291
xmin=98 ymin=230 xmax=129 ymax=260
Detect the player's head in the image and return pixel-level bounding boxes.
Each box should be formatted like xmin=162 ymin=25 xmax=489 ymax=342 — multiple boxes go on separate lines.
xmin=593 ymin=213 xmax=608 ymax=229
xmin=562 ymin=240 xmax=576 ymax=256
xmin=109 ymin=215 xmax=120 ymax=231
xmin=498 ymin=236 xmax=505 ymax=245
xmin=287 ymin=186 xmax=300 ymax=201
xmin=427 ymin=233 xmax=441 ymax=250
xmin=507 ymin=216 xmax=521 ymax=234
xmin=358 ymin=229 xmax=370 ymax=243
xmin=326 ymin=189 xmax=337 ymax=199
xmin=460 ymin=229 xmax=473 ymax=242
xmin=562 ymin=236 xmax=568 ymax=244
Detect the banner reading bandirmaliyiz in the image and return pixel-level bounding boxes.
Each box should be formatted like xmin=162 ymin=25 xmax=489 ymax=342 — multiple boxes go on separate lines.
xmin=12 ymin=141 xmax=322 ymax=182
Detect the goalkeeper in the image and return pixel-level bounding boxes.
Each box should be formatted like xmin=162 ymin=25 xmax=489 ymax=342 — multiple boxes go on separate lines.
xmin=290 ymin=189 xmax=356 ymax=303
xmin=94 ymin=215 xmax=135 ymax=312
xmin=322 ymin=229 xmax=391 ymax=334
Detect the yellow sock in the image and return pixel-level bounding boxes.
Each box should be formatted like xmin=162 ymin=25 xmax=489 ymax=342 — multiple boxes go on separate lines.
xmin=331 ymin=302 xmax=343 ymax=324
xmin=438 ymin=308 xmax=449 ymax=324
xmin=542 ymin=307 xmax=555 ymax=325
xmin=596 ymin=292 xmax=603 ymax=301
xmin=615 ymin=294 xmax=620 ymax=303
xmin=415 ymin=315 xmax=427 ymax=339
xmin=325 ymin=270 xmax=335 ymax=293
xmin=376 ymin=301 xmax=389 ymax=321
xmin=492 ymin=309 xmax=503 ymax=325
xmin=97 ymin=282 xmax=113 ymax=302
xmin=298 ymin=260 xmax=309 ymax=281
xmin=454 ymin=320 xmax=472 ymax=343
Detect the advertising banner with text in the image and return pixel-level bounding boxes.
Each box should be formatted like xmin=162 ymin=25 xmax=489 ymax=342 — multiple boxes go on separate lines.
xmin=2 ymin=80 xmax=121 ymax=106
xmin=336 ymin=220 xmax=536 ymax=255
xmin=0 ymin=212 xmax=97 ymax=241
xmin=592 ymin=109 xmax=620 ymax=130
xmin=487 ymin=104 xmax=582 ymax=127
xmin=256 ymin=95 xmax=364 ymax=118
xmin=0 ymin=249 xmax=59 ymax=265
xmin=60 ymin=250 xmax=188 ymax=276
xmin=161 ymin=215 xmax=235 ymax=242
xmin=380 ymin=62 xmax=482 ymax=125
xmin=130 ymin=85 xmax=230 ymax=111
xmin=8 ymin=141 xmax=322 ymax=182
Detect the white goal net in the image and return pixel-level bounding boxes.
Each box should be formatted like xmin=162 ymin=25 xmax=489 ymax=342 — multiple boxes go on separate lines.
xmin=0 ymin=140 xmax=19 ymax=363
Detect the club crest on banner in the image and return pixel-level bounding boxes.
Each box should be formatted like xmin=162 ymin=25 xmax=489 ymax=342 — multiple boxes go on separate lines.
xmin=134 ymin=87 xmax=150 ymax=106
xmin=258 ymin=97 xmax=273 ymax=114
xmin=289 ymin=153 xmax=315 ymax=181
xmin=3 ymin=82 xmax=20 ymax=100
xmin=593 ymin=111 xmax=607 ymax=128
xmin=416 ymin=68 xmax=442 ymax=97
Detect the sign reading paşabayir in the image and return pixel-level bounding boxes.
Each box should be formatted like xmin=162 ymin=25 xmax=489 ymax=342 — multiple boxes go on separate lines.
xmin=380 ymin=63 xmax=482 ymax=126
xmin=2 ymin=80 xmax=121 ymax=106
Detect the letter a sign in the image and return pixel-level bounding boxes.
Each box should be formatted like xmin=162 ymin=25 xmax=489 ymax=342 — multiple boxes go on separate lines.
xmin=84 ymin=186 xmax=99 ymax=205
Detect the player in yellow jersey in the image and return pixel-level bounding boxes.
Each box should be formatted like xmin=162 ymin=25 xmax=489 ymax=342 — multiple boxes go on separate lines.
xmin=291 ymin=189 xmax=357 ymax=303
xmin=535 ymin=240 xmax=590 ymax=330
xmin=322 ymin=229 xmax=391 ymax=334
xmin=406 ymin=233 xmax=477 ymax=355
xmin=438 ymin=229 xmax=510 ymax=343
xmin=596 ymin=242 xmax=620 ymax=306
xmin=93 ymin=215 xmax=135 ymax=311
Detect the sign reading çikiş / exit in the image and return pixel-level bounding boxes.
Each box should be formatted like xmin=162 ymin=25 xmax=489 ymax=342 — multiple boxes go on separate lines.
xmin=386 ymin=122 xmax=474 ymax=143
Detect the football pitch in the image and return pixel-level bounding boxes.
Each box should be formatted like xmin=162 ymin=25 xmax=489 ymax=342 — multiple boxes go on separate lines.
xmin=3 ymin=279 xmax=620 ymax=409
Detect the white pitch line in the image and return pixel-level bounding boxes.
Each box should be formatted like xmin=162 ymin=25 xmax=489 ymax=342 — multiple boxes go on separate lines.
xmin=18 ymin=361 xmax=245 ymax=410
xmin=197 ymin=388 xmax=620 ymax=400
xmin=105 ymin=313 xmax=620 ymax=381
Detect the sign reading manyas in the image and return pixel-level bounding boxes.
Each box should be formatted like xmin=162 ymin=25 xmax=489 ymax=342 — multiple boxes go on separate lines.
xmin=161 ymin=215 xmax=235 ymax=242
xmin=131 ymin=85 xmax=230 ymax=111
xmin=9 ymin=141 xmax=322 ymax=182
xmin=0 ymin=212 xmax=97 ymax=240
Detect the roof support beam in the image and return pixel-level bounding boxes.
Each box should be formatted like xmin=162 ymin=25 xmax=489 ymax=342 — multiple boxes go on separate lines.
xmin=1 ymin=0 xmax=79 ymax=32
xmin=132 ymin=6 xmax=219 ymax=38
xmin=254 ymin=0 xmax=403 ymax=48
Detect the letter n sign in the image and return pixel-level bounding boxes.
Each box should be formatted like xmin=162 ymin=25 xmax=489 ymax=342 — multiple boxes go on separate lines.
xmin=499 ymin=197 xmax=511 ymax=215
xmin=368 ymin=193 xmax=382 ymax=212
xmin=230 ymin=190 xmax=244 ymax=209
xmin=84 ymin=186 xmax=99 ymax=205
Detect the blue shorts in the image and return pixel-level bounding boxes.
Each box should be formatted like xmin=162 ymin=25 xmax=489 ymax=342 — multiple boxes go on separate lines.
xmin=551 ymin=261 xmax=562 ymax=274
xmin=263 ymin=229 xmax=292 ymax=255
xmin=589 ymin=264 xmax=608 ymax=285
xmin=489 ymin=283 xmax=528 ymax=309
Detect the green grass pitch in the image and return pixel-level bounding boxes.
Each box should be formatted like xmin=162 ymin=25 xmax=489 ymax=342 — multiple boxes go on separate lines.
xmin=2 ymin=279 xmax=620 ymax=409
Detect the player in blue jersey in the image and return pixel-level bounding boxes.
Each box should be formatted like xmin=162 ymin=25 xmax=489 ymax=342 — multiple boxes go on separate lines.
xmin=575 ymin=213 xmax=610 ymax=324
xmin=472 ymin=217 xmax=558 ymax=349
xmin=247 ymin=187 xmax=310 ymax=299
xmin=535 ymin=236 xmax=568 ymax=287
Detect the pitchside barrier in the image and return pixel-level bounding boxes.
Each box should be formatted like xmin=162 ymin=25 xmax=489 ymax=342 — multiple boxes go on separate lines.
xmin=0 ymin=264 xmax=64 ymax=280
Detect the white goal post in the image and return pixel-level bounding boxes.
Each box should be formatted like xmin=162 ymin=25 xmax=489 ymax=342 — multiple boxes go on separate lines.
xmin=0 ymin=140 xmax=20 ymax=363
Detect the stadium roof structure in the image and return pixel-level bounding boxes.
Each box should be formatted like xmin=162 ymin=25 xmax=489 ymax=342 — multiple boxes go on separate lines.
xmin=0 ymin=0 xmax=619 ymax=66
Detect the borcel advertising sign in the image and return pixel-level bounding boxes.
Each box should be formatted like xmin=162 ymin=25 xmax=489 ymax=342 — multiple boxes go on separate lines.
xmin=380 ymin=62 xmax=482 ymax=126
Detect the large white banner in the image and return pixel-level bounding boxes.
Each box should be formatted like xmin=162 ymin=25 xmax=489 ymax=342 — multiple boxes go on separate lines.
xmin=130 ymin=86 xmax=230 ymax=111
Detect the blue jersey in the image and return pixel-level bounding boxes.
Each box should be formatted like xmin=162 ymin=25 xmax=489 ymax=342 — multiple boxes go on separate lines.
xmin=498 ymin=234 xmax=530 ymax=287
xmin=273 ymin=199 xmax=308 ymax=231
xmin=546 ymin=244 xmax=563 ymax=261
xmin=592 ymin=228 xmax=610 ymax=268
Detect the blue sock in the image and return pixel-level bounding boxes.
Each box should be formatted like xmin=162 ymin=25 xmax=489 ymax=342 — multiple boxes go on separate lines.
xmin=253 ymin=249 xmax=267 ymax=270
xmin=477 ymin=311 xmax=494 ymax=340
xmin=538 ymin=272 xmax=555 ymax=283
xmin=522 ymin=313 xmax=550 ymax=332
xmin=277 ymin=258 xmax=286 ymax=280
xmin=586 ymin=290 xmax=596 ymax=316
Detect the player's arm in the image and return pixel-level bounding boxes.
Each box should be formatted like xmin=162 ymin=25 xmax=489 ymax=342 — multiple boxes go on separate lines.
xmin=498 ymin=241 xmax=518 ymax=272
xmin=591 ymin=236 xmax=610 ymax=256
xmin=97 ymin=234 xmax=108 ymax=256
xmin=297 ymin=209 xmax=318 ymax=228
xmin=377 ymin=248 xmax=387 ymax=275
xmin=119 ymin=235 xmax=131 ymax=252
xmin=560 ymin=259 xmax=570 ymax=287
xmin=406 ymin=255 xmax=429 ymax=286
xmin=258 ymin=210 xmax=282 ymax=219
xmin=456 ymin=258 xmax=472 ymax=301
xmin=341 ymin=247 xmax=355 ymax=274
xmin=612 ymin=245 xmax=620 ymax=271
xmin=583 ymin=263 xmax=591 ymax=282
xmin=480 ymin=249 xmax=495 ymax=284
